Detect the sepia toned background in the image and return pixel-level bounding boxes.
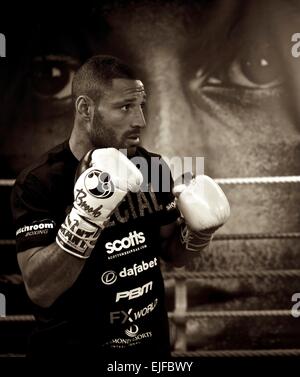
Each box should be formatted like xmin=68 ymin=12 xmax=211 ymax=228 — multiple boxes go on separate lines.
xmin=0 ymin=0 xmax=299 ymax=356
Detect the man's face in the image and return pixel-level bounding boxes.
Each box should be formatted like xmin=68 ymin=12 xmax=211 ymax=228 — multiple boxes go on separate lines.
xmin=90 ymin=78 xmax=146 ymax=153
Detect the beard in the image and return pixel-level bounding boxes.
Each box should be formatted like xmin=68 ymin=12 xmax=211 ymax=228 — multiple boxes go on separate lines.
xmin=89 ymin=111 xmax=120 ymax=149
xmin=89 ymin=112 xmax=137 ymax=156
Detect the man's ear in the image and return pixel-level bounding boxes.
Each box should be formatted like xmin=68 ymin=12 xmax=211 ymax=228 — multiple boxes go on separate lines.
xmin=75 ymin=95 xmax=94 ymax=120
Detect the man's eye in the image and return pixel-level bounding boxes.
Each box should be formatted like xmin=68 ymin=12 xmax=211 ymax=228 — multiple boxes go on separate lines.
xmin=196 ymin=43 xmax=284 ymax=90
xmin=31 ymin=56 xmax=80 ymax=100
xmin=121 ymin=104 xmax=131 ymax=111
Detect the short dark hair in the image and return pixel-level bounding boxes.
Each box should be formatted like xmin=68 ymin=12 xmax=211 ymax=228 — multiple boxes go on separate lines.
xmin=72 ymin=55 xmax=136 ymax=103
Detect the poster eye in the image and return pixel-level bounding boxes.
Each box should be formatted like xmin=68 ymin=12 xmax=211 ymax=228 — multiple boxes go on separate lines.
xmin=204 ymin=43 xmax=284 ymax=90
xmin=31 ymin=55 xmax=79 ymax=100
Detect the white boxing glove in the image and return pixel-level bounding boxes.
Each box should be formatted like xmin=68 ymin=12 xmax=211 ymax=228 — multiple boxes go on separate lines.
xmin=56 ymin=148 xmax=143 ymax=258
xmin=173 ymin=174 xmax=230 ymax=252
xmin=73 ymin=148 xmax=143 ymax=226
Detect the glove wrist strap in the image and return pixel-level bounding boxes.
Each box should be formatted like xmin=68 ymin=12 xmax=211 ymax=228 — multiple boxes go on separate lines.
xmin=56 ymin=207 xmax=102 ymax=259
xmin=180 ymin=222 xmax=214 ymax=252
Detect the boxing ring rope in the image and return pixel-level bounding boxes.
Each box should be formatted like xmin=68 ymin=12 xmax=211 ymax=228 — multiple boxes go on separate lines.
xmin=171 ymin=349 xmax=300 ymax=357
xmin=0 ymin=307 xmax=293 ymax=323
xmin=169 ymin=309 xmax=293 ymax=319
xmin=165 ymin=266 xmax=300 ymax=356
xmin=164 ymin=269 xmax=300 ymax=279
xmin=1 ymin=175 xmax=300 ymax=188
xmin=214 ymin=176 xmax=300 ymax=185
xmin=0 ymin=240 xmax=16 ymax=246
xmin=1 ymin=175 xmax=300 ymax=357
xmin=0 ymin=315 xmax=35 ymax=322
xmin=0 ymin=179 xmax=15 ymax=187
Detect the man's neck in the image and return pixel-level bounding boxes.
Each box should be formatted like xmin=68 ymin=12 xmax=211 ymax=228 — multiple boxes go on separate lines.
xmin=69 ymin=129 xmax=93 ymax=161
xmin=127 ymin=146 xmax=138 ymax=157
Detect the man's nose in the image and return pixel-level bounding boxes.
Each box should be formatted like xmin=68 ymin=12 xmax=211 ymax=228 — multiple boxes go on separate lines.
xmin=131 ymin=106 xmax=146 ymax=129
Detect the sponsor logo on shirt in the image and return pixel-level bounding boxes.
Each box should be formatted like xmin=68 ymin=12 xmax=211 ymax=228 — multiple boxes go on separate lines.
xmin=110 ymin=298 xmax=159 ymax=324
xmin=104 ymin=330 xmax=153 ymax=348
xmin=105 ymin=230 xmax=147 ymax=260
xmin=101 ymin=270 xmax=118 ymax=285
xmin=16 ymin=220 xmax=55 ymax=237
xmin=101 ymin=257 xmax=158 ymax=286
xmin=125 ymin=324 xmax=139 ymax=338
xmin=115 ymin=281 xmax=153 ymax=302
xmin=105 ymin=231 xmax=145 ymax=254
xmin=166 ymin=200 xmax=176 ymax=211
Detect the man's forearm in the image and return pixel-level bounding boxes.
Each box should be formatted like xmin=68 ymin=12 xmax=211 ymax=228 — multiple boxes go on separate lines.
xmin=19 ymin=242 xmax=87 ymax=308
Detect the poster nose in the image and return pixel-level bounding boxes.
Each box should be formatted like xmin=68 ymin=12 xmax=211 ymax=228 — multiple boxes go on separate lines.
xmin=143 ymin=50 xmax=205 ymax=158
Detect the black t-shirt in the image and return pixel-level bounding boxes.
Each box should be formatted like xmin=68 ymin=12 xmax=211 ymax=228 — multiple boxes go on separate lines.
xmin=11 ymin=141 xmax=180 ymax=359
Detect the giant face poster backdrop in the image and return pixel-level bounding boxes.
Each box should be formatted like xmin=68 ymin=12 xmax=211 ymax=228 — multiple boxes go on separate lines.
xmin=0 ymin=0 xmax=299 ymax=362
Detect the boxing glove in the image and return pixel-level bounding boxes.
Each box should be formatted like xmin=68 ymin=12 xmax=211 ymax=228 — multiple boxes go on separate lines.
xmin=56 ymin=148 xmax=143 ymax=258
xmin=173 ymin=174 xmax=230 ymax=252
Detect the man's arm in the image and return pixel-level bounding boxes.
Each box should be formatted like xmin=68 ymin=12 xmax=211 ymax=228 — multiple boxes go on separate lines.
xmin=14 ymin=148 xmax=143 ymax=309
xmin=17 ymin=243 xmax=87 ymax=308
xmin=160 ymin=221 xmax=212 ymax=268
xmin=160 ymin=174 xmax=231 ymax=266
xmin=160 ymin=222 xmax=183 ymax=267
